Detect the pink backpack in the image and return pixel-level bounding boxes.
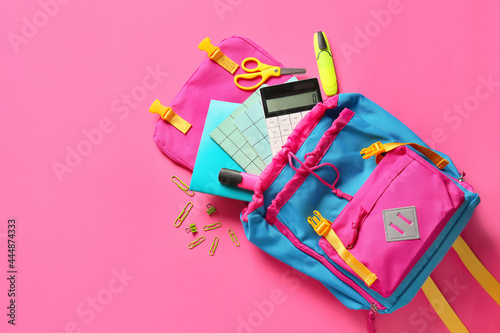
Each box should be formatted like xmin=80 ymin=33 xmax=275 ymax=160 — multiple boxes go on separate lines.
xmin=152 ymin=35 xmax=292 ymax=170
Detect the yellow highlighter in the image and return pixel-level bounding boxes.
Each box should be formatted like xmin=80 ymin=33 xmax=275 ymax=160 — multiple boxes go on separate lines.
xmin=314 ymin=31 xmax=338 ymax=96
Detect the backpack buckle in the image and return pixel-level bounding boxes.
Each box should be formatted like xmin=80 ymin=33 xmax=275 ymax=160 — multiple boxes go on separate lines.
xmin=307 ymin=210 xmax=331 ymax=236
xmin=360 ymin=141 xmax=385 ymax=159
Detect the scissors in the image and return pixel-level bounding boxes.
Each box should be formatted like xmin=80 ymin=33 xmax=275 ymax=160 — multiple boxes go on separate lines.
xmin=234 ymin=57 xmax=306 ymax=91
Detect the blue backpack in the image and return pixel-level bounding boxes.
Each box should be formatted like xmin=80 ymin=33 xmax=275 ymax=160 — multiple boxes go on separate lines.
xmin=241 ymin=94 xmax=496 ymax=332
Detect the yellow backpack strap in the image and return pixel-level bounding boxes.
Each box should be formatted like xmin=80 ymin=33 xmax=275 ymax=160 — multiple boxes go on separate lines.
xmin=307 ymin=211 xmax=377 ymax=287
xmin=360 ymin=142 xmax=449 ymax=170
xmin=452 ymin=236 xmax=500 ymax=306
xmin=422 ymin=236 xmax=500 ymax=332
xmin=421 ymin=277 xmax=469 ymax=333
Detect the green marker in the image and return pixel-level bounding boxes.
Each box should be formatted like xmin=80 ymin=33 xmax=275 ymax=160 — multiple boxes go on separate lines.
xmin=314 ymin=31 xmax=338 ymax=96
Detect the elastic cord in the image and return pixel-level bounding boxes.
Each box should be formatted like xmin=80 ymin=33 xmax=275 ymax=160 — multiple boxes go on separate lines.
xmin=288 ymin=152 xmax=352 ymax=201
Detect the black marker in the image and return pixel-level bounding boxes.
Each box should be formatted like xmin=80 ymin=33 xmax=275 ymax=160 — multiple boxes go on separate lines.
xmin=218 ymin=168 xmax=258 ymax=191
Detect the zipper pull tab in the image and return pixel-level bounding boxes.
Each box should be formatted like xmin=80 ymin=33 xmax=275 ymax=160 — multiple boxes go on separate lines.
xmin=347 ymin=220 xmax=360 ymax=249
xmin=367 ymin=303 xmax=378 ymax=333
xmin=347 ymin=207 xmax=367 ymax=249
xmin=458 ymin=171 xmax=466 ymax=182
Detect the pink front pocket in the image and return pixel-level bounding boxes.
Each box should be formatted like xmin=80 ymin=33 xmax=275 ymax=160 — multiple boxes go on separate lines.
xmin=320 ymin=146 xmax=465 ymax=297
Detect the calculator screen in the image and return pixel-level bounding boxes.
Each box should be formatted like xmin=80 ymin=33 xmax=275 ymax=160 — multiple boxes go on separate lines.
xmin=266 ymin=91 xmax=319 ymax=114
xmin=260 ymin=78 xmax=323 ymax=157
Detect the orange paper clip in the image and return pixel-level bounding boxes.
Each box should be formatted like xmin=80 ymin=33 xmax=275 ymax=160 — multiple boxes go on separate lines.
xmin=171 ymin=175 xmax=194 ymax=196
xmin=174 ymin=201 xmax=193 ymax=228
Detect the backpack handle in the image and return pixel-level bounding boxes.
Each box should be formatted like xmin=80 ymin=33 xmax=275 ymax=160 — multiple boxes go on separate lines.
xmin=360 ymin=142 xmax=449 ymax=170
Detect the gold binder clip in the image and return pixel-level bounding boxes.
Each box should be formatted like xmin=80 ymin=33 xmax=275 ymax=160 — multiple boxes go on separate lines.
xmin=171 ymin=175 xmax=194 ymax=197
xmin=174 ymin=201 xmax=193 ymax=228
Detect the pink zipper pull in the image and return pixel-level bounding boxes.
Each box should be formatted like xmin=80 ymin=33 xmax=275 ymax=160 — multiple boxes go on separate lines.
xmin=347 ymin=220 xmax=360 ymax=249
xmin=347 ymin=206 xmax=367 ymax=249
xmin=367 ymin=303 xmax=378 ymax=333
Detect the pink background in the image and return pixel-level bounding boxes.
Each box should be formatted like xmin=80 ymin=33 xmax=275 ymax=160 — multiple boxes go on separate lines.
xmin=1 ymin=0 xmax=499 ymax=332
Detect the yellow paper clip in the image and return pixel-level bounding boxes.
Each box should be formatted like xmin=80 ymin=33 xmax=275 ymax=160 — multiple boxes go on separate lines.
xmin=149 ymin=99 xmax=192 ymax=134
xmin=174 ymin=201 xmax=193 ymax=228
xmin=198 ymin=37 xmax=239 ymax=75
xmin=203 ymin=222 xmax=222 ymax=231
xmin=209 ymin=237 xmax=219 ymax=256
xmin=171 ymin=175 xmax=194 ymax=197
xmin=188 ymin=236 xmax=205 ymax=249
xmin=228 ymin=229 xmax=240 ymax=247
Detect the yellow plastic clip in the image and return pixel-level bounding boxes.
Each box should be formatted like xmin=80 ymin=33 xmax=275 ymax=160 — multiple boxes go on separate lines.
xmin=198 ymin=37 xmax=239 ymax=75
xmin=188 ymin=236 xmax=205 ymax=249
xmin=174 ymin=201 xmax=193 ymax=228
xmin=209 ymin=237 xmax=219 ymax=256
xmin=149 ymin=99 xmax=192 ymax=134
xmin=171 ymin=175 xmax=194 ymax=197
xmin=360 ymin=141 xmax=386 ymax=159
xmin=228 ymin=229 xmax=240 ymax=247
xmin=307 ymin=210 xmax=332 ymax=236
xmin=203 ymin=222 xmax=222 ymax=231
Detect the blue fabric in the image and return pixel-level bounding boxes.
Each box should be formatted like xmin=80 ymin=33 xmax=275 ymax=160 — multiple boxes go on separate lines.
xmin=242 ymin=93 xmax=480 ymax=313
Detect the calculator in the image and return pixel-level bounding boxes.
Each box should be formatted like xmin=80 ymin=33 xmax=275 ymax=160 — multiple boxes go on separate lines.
xmin=260 ymin=78 xmax=322 ymax=156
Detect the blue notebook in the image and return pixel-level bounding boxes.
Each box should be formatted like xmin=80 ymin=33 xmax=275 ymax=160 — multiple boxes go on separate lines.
xmin=190 ymin=100 xmax=254 ymax=202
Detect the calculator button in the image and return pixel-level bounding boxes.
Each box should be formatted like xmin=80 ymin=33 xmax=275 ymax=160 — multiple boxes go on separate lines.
xmin=266 ymin=117 xmax=279 ymax=127
xmin=268 ymin=127 xmax=281 ymax=138
xmin=301 ymin=111 xmax=310 ymax=118
xmin=290 ymin=113 xmax=302 ymax=124
xmin=278 ymin=115 xmax=291 ymax=125
xmin=272 ymin=147 xmax=281 ymax=156
xmin=270 ymin=137 xmax=283 ymax=149
xmin=280 ymin=124 xmax=293 ymax=136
